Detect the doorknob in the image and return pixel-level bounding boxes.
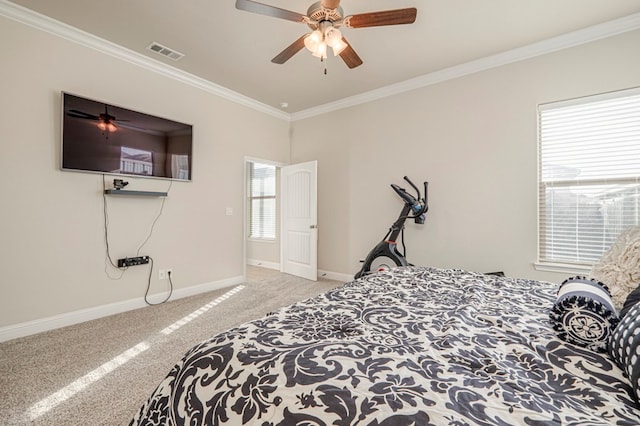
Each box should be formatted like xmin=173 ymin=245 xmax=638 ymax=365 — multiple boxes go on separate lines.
xmin=310 ymin=225 xmax=318 ymax=229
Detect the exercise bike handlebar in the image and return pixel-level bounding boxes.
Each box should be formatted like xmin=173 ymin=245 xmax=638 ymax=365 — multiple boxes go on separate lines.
xmin=391 ymin=183 xmax=417 ymax=205
xmin=404 ymin=176 xmax=420 ymax=197
xmin=419 ymin=180 xmax=429 ymax=216
xmin=391 ymin=176 xmax=429 ymax=217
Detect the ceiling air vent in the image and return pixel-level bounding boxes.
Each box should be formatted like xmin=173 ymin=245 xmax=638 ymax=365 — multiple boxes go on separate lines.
xmin=146 ymin=42 xmax=185 ymax=61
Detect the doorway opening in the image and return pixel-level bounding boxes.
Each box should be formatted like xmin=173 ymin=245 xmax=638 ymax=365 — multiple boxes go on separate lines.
xmin=244 ymin=158 xmax=283 ymax=282
xmin=243 ymin=158 xmax=318 ymax=283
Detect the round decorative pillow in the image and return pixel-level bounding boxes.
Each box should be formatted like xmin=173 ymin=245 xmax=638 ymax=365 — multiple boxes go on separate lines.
xmin=609 ymin=302 xmax=640 ymax=402
xmin=620 ymin=284 xmax=640 ymax=319
xmin=550 ymin=276 xmax=619 ymax=352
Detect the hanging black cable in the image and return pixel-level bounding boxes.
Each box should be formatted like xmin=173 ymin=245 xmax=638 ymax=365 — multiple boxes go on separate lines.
xmin=143 ymin=257 xmax=173 ymax=306
xmin=102 ymin=175 xmax=174 ymax=305
xmin=103 ymin=175 xmax=126 ymax=279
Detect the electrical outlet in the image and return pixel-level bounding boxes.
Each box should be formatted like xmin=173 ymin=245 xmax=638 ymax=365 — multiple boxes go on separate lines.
xmin=167 ymin=268 xmax=173 ymax=278
xmin=159 ymin=269 xmax=166 ymax=280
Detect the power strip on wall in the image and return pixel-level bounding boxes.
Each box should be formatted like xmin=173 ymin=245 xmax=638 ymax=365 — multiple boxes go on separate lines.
xmin=117 ymin=256 xmax=150 ymax=268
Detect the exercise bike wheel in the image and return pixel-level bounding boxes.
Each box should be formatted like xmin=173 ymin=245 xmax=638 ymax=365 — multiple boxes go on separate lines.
xmin=369 ymin=255 xmax=402 ymax=273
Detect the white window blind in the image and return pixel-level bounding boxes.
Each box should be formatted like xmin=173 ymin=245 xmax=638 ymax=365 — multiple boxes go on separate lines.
xmin=248 ymin=162 xmax=276 ymax=240
xmin=538 ymin=87 xmax=640 ymax=266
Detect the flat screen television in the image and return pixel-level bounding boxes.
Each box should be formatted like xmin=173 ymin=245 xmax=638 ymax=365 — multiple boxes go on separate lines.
xmin=61 ymin=92 xmax=193 ymax=181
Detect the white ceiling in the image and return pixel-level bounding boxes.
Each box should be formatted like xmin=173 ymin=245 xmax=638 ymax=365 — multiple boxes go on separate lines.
xmin=7 ymin=0 xmax=640 ymax=114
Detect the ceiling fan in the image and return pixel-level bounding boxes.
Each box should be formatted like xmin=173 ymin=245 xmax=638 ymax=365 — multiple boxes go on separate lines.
xmin=67 ymin=105 xmax=124 ymax=133
xmin=235 ymin=0 xmax=417 ymax=69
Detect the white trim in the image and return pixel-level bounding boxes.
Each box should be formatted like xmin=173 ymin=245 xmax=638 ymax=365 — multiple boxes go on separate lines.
xmin=244 ymin=156 xmax=287 ymax=168
xmin=248 ymin=237 xmax=277 ymax=243
xmin=539 ymin=85 xmax=640 ymax=110
xmin=318 ymin=269 xmax=353 ymax=283
xmin=533 ymin=261 xmax=591 ymax=275
xmin=1 ymin=1 xmax=639 ymax=122
xmin=0 ymin=0 xmax=289 ymax=121
xmin=247 ymin=262 xmax=352 ymax=283
xmin=290 ymin=12 xmax=640 ymax=121
xmin=247 ymin=258 xmax=281 ymax=270
xmin=0 ymin=275 xmax=244 ymax=343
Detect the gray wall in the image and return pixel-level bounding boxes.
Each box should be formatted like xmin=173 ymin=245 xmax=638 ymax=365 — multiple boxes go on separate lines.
xmin=2 ymin=10 xmax=639 ymax=334
xmin=0 ymin=16 xmax=290 ymax=329
xmin=291 ymin=29 xmax=640 ymax=282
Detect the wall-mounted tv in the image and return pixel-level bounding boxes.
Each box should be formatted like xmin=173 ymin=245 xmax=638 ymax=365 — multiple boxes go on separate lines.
xmin=61 ymin=92 xmax=193 ymax=181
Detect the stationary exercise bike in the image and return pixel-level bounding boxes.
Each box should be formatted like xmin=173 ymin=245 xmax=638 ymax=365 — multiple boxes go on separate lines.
xmin=354 ymin=176 xmax=428 ymax=279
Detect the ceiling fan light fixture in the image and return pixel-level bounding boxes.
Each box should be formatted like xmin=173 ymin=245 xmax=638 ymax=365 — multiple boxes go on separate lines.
xmin=331 ymin=39 xmax=348 ymax=56
xmin=324 ymin=27 xmax=342 ymax=47
xmin=97 ymin=121 xmax=116 ymax=132
xmin=304 ymin=30 xmax=323 ymax=52
xmin=311 ymin=41 xmax=327 ymax=59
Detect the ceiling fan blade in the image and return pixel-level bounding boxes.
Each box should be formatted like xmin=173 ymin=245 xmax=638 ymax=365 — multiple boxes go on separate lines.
xmin=338 ymin=37 xmax=363 ymax=69
xmin=271 ymin=34 xmax=307 ymax=64
xmin=67 ymin=109 xmax=99 ymax=120
xmin=344 ymin=8 xmax=417 ymax=28
xmin=320 ymin=0 xmax=341 ymax=9
xmin=113 ymin=121 xmax=148 ymax=132
xmin=235 ymin=0 xmax=306 ymax=23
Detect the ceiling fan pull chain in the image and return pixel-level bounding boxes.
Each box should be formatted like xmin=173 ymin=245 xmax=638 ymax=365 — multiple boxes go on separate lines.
xmin=319 ymin=55 xmax=327 ymax=75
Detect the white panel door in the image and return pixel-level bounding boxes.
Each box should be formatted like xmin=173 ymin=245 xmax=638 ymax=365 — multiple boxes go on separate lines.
xmin=281 ymin=161 xmax=317 ymax=281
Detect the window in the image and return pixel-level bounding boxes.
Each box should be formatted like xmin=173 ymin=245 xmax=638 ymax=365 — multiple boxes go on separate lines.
xmin=120 ymin=147 xmax=153 ymax=176
xmin=248 ymin=162 xmax=276 ymax=240
xmin=538 ymin=88 xmax=640 ymax=266
xmin=171 ymin=154 xmax=190 ymax=180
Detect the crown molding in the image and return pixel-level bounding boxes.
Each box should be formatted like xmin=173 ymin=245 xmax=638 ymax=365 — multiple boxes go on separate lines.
xmin=0 ymin=0 xmax=290 ymax=121
xmin=291 ymin=12 xmax=640 ymax=121
xmin=2 ymin=0 xmax=639 ymax=123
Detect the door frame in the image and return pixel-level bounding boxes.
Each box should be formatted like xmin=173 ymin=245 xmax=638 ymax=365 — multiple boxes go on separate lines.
xmin=243 ymin=156 xmax=286 ymax=282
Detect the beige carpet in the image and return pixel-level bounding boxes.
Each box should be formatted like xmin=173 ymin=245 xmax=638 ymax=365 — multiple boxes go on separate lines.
xmin=0 ymin=268 xmax=344 ymax=425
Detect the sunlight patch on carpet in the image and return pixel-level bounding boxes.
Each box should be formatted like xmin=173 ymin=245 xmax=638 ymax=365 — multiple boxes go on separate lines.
xmin=26 ymin=285 xmax=246 ymax=420
xmin=160 ymin=285 xmax=246 ymax=335
xmin=28 ymin=342 xmax=150 ymax=420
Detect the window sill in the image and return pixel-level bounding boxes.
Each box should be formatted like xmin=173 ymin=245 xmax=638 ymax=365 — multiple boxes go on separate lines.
xmin=534 ymin=261 xmax=592 ymax=275
xmin=248 ymin=237 xmax=277 ymax=243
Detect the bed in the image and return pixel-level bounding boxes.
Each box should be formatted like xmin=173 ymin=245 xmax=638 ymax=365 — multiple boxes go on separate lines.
xmin=130 ymin=266 xmax=640 ymax=425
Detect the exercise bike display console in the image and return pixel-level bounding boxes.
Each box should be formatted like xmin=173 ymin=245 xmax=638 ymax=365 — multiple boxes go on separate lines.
xmin=354 ymin=176 xmax=428 ymax=279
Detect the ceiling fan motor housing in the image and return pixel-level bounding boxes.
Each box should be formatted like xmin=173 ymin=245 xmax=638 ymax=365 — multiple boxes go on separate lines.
xmin=306 ymin=1 xmax=343 ymax=29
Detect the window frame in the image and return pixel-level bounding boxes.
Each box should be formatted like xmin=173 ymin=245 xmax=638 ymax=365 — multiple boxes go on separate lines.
xmin=247 ymin=161 xmax=277 ymax=241
xmin=536 ymin=87 xmax=640 ymax=272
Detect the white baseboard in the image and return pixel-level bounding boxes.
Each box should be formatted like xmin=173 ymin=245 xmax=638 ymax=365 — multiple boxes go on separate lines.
xmin=247 ymin=258 xmax=281 ymax=270
xmin=0 ymin=275 xmax=244 ymax=343
xmin=247 ymin=259 xmax=353 ymax=283
xmin=318 ymin=270 xmax=354 ymax=283
xmin=247 ymin=257 xmax=353 ymax=283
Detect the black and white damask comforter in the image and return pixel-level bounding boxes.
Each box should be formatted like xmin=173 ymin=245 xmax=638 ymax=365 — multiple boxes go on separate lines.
xmin=131 ymin=267 xmax=640 ymax=425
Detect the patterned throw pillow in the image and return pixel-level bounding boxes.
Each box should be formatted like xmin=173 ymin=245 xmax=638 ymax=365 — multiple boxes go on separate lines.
xmin=609 ymin=302 xmax=640 ymax=402
xmin=550 ymin=276 xmax=619 ymax=352
xmin=620 ymin=284 xmax=640 ymax=319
